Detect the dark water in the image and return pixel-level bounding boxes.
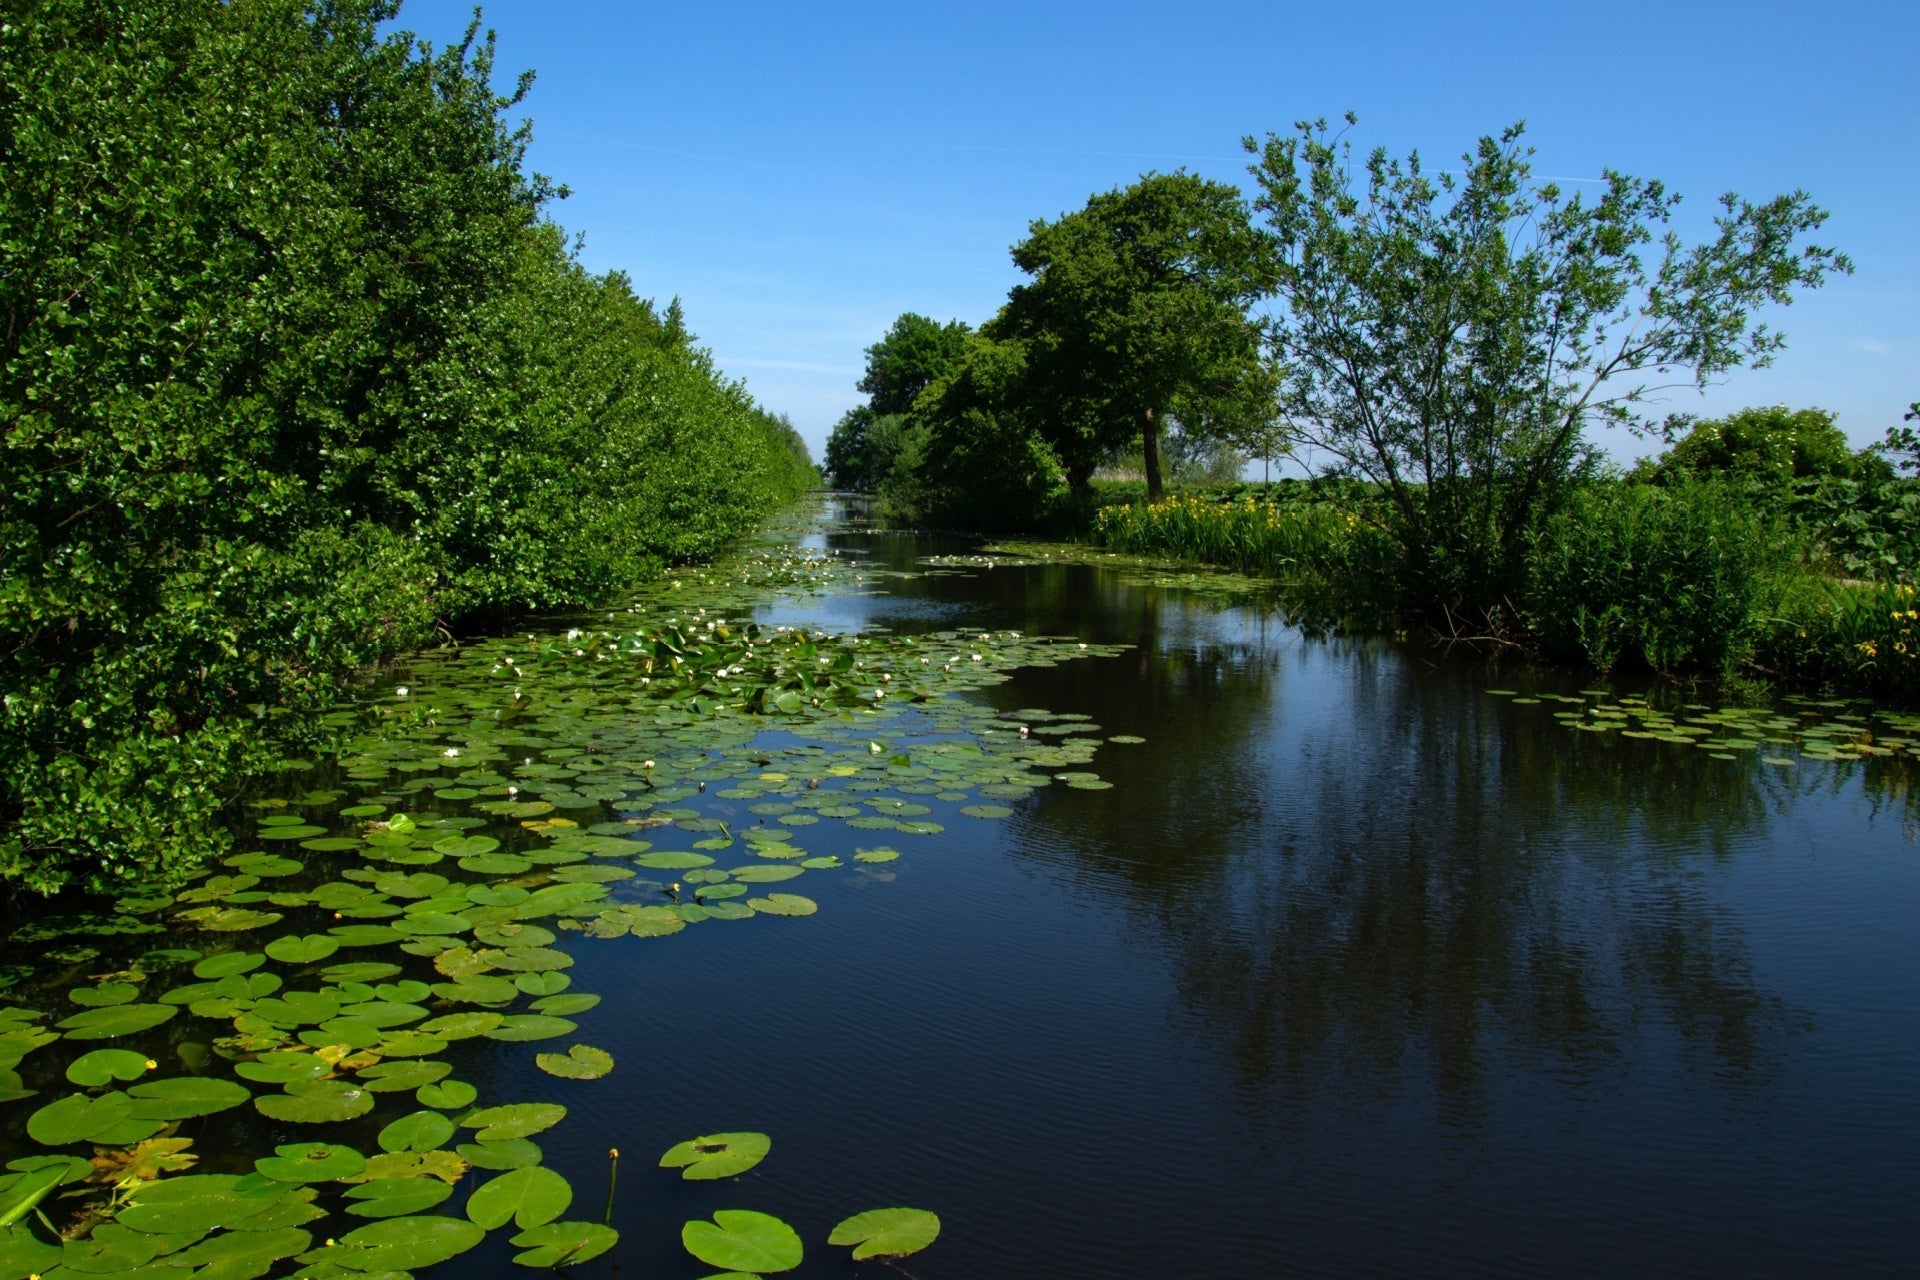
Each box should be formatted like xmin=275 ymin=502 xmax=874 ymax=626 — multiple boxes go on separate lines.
xmin=524 ymin=506 xmax=1920 ymax=1278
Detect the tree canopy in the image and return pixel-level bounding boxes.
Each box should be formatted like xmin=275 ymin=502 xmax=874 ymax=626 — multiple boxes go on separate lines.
xmin=988 ymin=172 xmax=1275 ymax=499
xmin=1246 ymin=114 xmax=1850 ymax=616
xmin=857 ymin=313 xmax=972 ymax=416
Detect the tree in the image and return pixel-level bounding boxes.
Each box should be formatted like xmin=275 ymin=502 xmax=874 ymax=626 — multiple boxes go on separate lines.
xmin=1653 ymin=405 xmax=1879 ymax=486
xmin=1246 ymin=115 xmax=1850 ymax=618
xmin=988 ymin=172 xmax=1276 ymax=500
xmin=858 ymin=313 xmax=972 ymax=416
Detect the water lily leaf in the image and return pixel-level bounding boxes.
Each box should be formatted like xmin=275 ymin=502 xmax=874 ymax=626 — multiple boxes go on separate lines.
xmin=256 ymin=1142 xmax=367 ymax=1183
xmin=254 ymin=1078 xmax=374 ymax=1124
xmin=432 ymin=835 xmax=500 ymax=858
xmin=418 ymin=1011 xmax=504 ymax=1040
xmin=351 ymin=1149 xmax=469 ymax=1185
xmin=126 ymin=1076 xmax=251 ymax=1119
xmin=528 ymin=993 xmax=600 ymax=1017
xmin=417 ymin=1079 xmax=478 ymax=1110
xmin=695 ymin=882 xmax=748 ymax=900
xmin=265 ymin=935 xmax=340 ymax=964
xmin=747 ymin=893 xmax=817 ymax=917
xmin=460 ymin=853 xmax=534 ymax=875
xmin=251 ymin=991 xmax=340 ymax=1026
xmin=330 ymin=1215 xmax=485 ymax=1271
xmin=461 ymin=1102 xmax=566 ymax=1142
xmin=66 ymin=1048 xmax=154 ymax=1086
xmin=116 ymin=1174 xmax=283 ymax=1234
xmin=344 ymin=1177 xmax=454 ymax=1217
xmin=378 ymin=1110 xmax=456 ymax=1153
xmin=68 ymin=982 xmax=139 ymax=1007
xmin=486 ymin=1015 xmax=576 ymax=1042
xmin=54 ymin=1220 xmax=169 ymax=1271
xmin=328 ymin=924 xmax=404 ymax=947
xmin=458 ymin=1138 xmax=543 ymax=1170
xmin=258 ymin=825 xmax=326 ymax=840
xmin=535 ymin=1045 xmax=612 ymax=1080
xmin=682 ymin=1209 xmax=803 ymax=1274
xmin=853 ymin=848 xmax=899 ymax=863
xmin=511 ymin=1220 xmax=618 ymax=1268
xmin=165 ymin=1225 xmax=311 ymax=1271
xmin=800 ymin=856 xmax=843 ymax=869
xmin=467 ymin=1164 xmax=572 ymax=1230
xmin=958 ymin=804 xmax=1013 ymax=819
xmin=476 ymin=946 xmax=573 ymax=973
xmin=359 ymin=1061 xmax=450 ymax=1096
xmin=235 ymin=1051 xmax=330 ymax=1084
xmin=0 ymin=1224 xmax=59 ymax=1278
xmin=658 ymin=1132 xmax=769 ymax=1181
xmin=727 ymin=864 xmax=803 ymax=884
xmin=56 ymin=1003 xmax=176 ymax=1039
xmin=28 ymin=1091 xmax=134 ymax=1145
xmin=829 ymin=1207 xmax=942 ymax=1260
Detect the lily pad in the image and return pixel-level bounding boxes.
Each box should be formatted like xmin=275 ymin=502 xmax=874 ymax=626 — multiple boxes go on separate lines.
xmin=56 ymin=1003 xmax=176 ymax=1039
xmin=378 ymin=1110 xmax=456 ymax=1153
xmin=125 ymin=1076 xmax=251 ymax=1119
xmin=682 ymin=1209 xmax=803 ymax=1274
xmin=256 ymin=1142 xmax=368 ymax=1183
xmin=659 ymin=1131 xmax=770 ymax=1181
xmin=331 ymin=1215 xmax=486 ymax=1271
xmin=66 ymin=1048 xmax=154 ymax=1086
xmin=344 ymin=1176 xmax=454 ymax=1217
xmin=728 ymin=864 xmax=803 ymax=884
xmin=535 ymin=1044 xmax=613 ymax=1080
xmin=747 ymin=893 xmax=817 ymax=917
xmin=487 ymin=1015 xmax=577 ymax=1042
xmin=461 ymin=1102 xmax=567 ymax=1142
xmin=466 ymin=1164 xmax=572 ymax=1230
xmin=510 ymin=1220 xmax=619 ymax=1268
xmin=829 ymin=1207 xmax=942 ymax=1260
xmin=458 ymin=1137 xmax=544 ymax=1170
xmin=265 ymin=934 xmax=340 ymax=964
xmin=254 ymin=1078 xmax=375 ymax=1124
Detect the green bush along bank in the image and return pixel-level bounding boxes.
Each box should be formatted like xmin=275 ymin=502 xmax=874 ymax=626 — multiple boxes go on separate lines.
xmin=0 ymin=1 xmax=814 ymax=892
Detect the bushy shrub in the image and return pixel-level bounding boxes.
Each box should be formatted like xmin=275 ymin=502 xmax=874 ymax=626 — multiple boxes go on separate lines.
xmin=0 ymin=1 xmax=811 ymax=891
xmin=1523 ymin=482 xmax=1779 ymax=674
xmin=1751 ymin=579 xmax=1920 ymax=704
xmin=1652 ymin=405 xmax=1885 ymax=486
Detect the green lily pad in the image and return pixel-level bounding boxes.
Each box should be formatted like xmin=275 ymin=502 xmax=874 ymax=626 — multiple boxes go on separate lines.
xmin=254 ymin=1078 xmax=375 ymax=1124
xmin=727 ymin=864 xmax=803 ymax=883
xmin=126 ymin=1076 xmax=251 ymax=1119
xmin=853 ymin=847 xmax=899 ymax=863
xmin=330 ymin=1215 xmax=486 ymax=1271
xmin=510 ymin=1220 xmax=618 ymax=1268
xmin=461 ymin=1102 xmax=567 ymax=1142
xmin=634 ymin=851 xmax=716 ymax=870
xmin=458 ymin=1138 xmax=543 ymax=1170
xmin=829 ymin=1207 xmax=942 ymax=1260
xmin=265 ymin=934 xmax=340 ymax=964
xmin=193 ymin=950 xmax=266 ymax=979
xmin=378 ymin=1110 xmax=456 ymax=1153
xmin=417 ymin=1079 xmax=479 ymax=1110
xmin=682 ymin=1209 xmax=803 ymax=1274
xmin=66 ymin=1048 xmax=154 ymax=1086
xmin=658 ymin=1131 xmax=769 ymax=1181
xmin=535 ymin=1044 xmax=613 ymax=1080
xmin=958 ymin=804 xmax=1013 ymax=818
xmin=27 ymin=1091 xmax=140 ymax=1145
xmin=165 ymin=1225 xmax=312 ymax=1271
xmin=528 ymin=993 xmax=600 ymax=1017
xmin=747 ymin=893 xmax=817 ymax=917
xmin=256 ymin=1142 xmax=368 ymax=1183
xmin=343 ymin=1176 xmax=454 ymax=1217
xmin=116 ymin=1174 xmax=285 ymax=1234
xmin=418 ymin=1011 xmax=505 ymax=1040
xmin=55 ymin=1003 xmax=176 ymax=1039
xmin=487 ymin=1015 xmax=577 ymax=1042
xmin=467 ymin=1164 xmax=572 ymax=1230
xmin=68 ymin=982 xmax=140 ymax=1007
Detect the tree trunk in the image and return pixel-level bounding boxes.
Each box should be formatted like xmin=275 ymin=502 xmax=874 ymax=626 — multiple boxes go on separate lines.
xmin=1143 ymin=407 xmax=1164 ymax=501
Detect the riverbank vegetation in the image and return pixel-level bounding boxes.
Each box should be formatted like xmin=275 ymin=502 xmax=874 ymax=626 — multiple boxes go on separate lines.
xmin=823 ymin=116 xmax=1912 ymax=698
xmin=1 ymin=1 xmax=815 ymax=891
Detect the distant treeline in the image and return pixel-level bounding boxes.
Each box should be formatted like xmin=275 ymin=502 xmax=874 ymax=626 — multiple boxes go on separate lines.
xmin=822 ymin=117 xmax=1920 ymax=694
xmin=1 ymin=1 xmax=815 ymax=891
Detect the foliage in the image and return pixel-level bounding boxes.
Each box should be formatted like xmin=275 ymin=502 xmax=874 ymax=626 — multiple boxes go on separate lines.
xmin=1754 ymin=579 xmax=1920 ymax=703
xmin=1093 ymin=494 xmax=1394 ymax=595
xmin=1785 ymin=475 xmax=1920 ymax=581
xmin=823 ymin=407 xmax=911 ymax=492
xmin=1650 ymin=405 xmax=1884 ymax=486
xmin=1876 ymin=401 xmax=1920 ymax=476
xmin=879 ymin=337 xmax=1065 ymax=529
xmin=857 ymin=313 xmax=972 ymax=416
xmin=988 ymin=172 xmax=1275 ymax=499
xmin=0 ymin=0 xmax=812 ymax=891
xmin=1522 ymin=482 xmax=1779 ymax=674
xmin=1246 ymin=114 xmax=1849 ymax=621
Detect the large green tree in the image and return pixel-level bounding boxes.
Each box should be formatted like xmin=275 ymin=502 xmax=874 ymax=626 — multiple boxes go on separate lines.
xmin=1246 ymin=115 xmax=1850 ymax=619
xmin=988 ymin=172 xmax=1275 ymax=500
xmin=857 ymin=313 xmax=972 ymax=416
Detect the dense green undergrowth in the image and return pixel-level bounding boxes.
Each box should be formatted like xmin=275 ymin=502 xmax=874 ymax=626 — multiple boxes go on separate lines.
xmin=1 ymin=1 xmax=815 ymax=892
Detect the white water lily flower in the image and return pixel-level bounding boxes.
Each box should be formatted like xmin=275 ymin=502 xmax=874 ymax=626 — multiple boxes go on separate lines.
xmin=442 ymin=748 xmax=460 ymax=758
xmin=395 ymin=686 xmax=409 ymax=696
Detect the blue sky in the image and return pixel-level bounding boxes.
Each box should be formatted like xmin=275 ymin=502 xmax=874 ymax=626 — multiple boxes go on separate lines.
xmin=398 ymin=0 xmax=1917 ymax=466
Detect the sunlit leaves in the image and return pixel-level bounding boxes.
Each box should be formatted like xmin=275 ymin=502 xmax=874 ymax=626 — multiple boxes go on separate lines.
xmin=829 ymin=1207 xmax=942 ymax=1259
xmin=535 ymin=1045 xmax=613 ymax=1080
xmin=659 ymin=1132 xmax=770 ymax=1181
xmin=682 ymin=1210 xmax=803 ymax=1273
xmin=466 ymin=1165 xmax=572 ymax=1230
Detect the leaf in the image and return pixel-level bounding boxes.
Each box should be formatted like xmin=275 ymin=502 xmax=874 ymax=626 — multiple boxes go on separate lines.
xmin=265 ymin=934 xmax=340 ymax=964
xmin=86 ymin=1136 xmax=197 ymax=1183
xmin=116 ymin=1174 xmax=285 ymax=1234
xmin=350 ymin=1149 xmax=469 ymax=1184
xmin=67 ymin=982 xmax=139 ymax=1008
xmin=460 ymin=1102 xmax=566 ymax=1142
xmin=66 ymin=1048 xmax=154 ymax=1087
xmin=330 ymin=1215 xmax=486 ymax=1271
xmin=254 ymin=1078 xmax=374 ymax=1124
xmin=378 ymin=1110 xmax=456 ymax=1153
xmin=682 ymin=1210 xmax=803 ymax=1273
xmin=510 ymin=1220 xmax=618 ymax=1268
xmin=343 ymin=1176 xmax=454 ymax=1217
xmin=747 ymin=893 xmax=817 ymax=917
xmin=535 ymin=1044 xmax=613 ymax=1080
xmin=55 ymin=1003 xmax=176 ymax=1039
xmin=658 ymin=1132 xmax=769 ymax=1181
xmin=466 ymin=1165 xmax=572 ymax=1230
xmin=27 ymin=1091 xmax=135 ymax=1145
xmin=486 ymin=1015 xmax=576 ymax=1042
xmin=458 ymin=1138 xmax=543 ymax=1170
xmin=255 ymin=1142 xmax=367 ymax=1183
xmin=125 ymin=1076 xmax=251 ymax=1119
xmin=416 ymin=1079 xmax=478 ymax=1110
xmin=634 ymin=851 xmax=716 ymax=870
xmin=727 ymin=864 xmax=804 ymax=883
xmin=165 ymin=1226 xmax=310 ymax=1271
xmin=357 ymin=1059 xmax=450 ymax=1093
xmin=829 ymin=1207 xmax=942 ymax=1259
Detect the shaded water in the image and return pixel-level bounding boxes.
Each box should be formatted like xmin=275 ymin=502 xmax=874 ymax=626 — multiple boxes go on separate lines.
xmin=7 ymin=497 xmax=1920 ymax=1277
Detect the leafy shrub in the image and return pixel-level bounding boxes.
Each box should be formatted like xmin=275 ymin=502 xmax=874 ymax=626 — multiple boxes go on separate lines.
xmin=1752 ymin=579 xmax=1920 ymax=704
xmin=1523 ymin=482 xmax=1778 ymax=674
xmin=0 ymin=1 xmax=811 ymax=891
xmin=1652 ymin=405 xmax=1885 ymax=486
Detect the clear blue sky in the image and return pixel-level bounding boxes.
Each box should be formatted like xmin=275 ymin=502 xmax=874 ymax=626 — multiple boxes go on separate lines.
xmin=399 ymin=0 xmax=1916 ymax=466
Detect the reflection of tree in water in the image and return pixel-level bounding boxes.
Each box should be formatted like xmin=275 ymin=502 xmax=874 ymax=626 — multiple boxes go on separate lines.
xmin=1000 ymin=613 xmax=1805 ymax=1133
